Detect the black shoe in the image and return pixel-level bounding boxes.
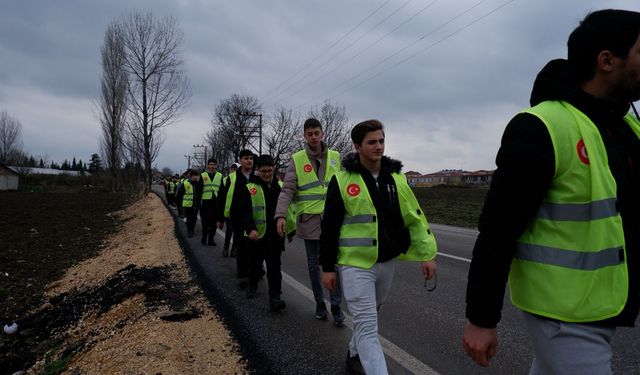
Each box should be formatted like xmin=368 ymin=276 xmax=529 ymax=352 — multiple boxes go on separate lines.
xmin=331 ymin=305 xmax=345 ymax=325
xmin=269 ymin=297 xmax=286 ymax=311
xmin=222 ymin=247 xmax=229 ymax=257
xmin=314 ymin=302 xmax=328 ymax=320
xmin=230 ymin=247 xmax=237 ymax=257
xmin=201 ymin=237 xmax=206 ymax=245
xmin=208 ymin=240 xmax=216 ymax=246
xmin=187 ymin=232 xmax=194 ymax=238
xmin=345 ymin=352 xmax=365 ymax=374
xmin=238 ymin=280 xmax=248 ymax=289
xmin=246 ymin=287 xmax=257 ymax=299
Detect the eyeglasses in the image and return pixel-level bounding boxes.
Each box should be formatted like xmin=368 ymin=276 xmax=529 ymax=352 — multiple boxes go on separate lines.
xmin=424 ymin=274 xmax=437 ymax=292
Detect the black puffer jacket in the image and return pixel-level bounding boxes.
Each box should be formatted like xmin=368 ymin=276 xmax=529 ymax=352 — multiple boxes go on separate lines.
xmin=319 ymin=153 xmax=411 ymax=271
xmin=466 ymin=59 xmax=640 ymax=328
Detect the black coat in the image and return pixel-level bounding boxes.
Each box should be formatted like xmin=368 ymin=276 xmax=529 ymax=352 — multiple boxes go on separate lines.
xmin=319 ymin=153 xmax=411 ymax=271
xmin=466 ymin=59 xmax=640 ymax=328
xmin=238 ymin=174 xmax=285 ymax=251
xmin=217 ymin=171 xmax=251 ymax=226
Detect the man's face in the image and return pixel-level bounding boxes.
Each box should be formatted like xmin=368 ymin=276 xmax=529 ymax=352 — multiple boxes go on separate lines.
xmin=258 ymin=165 xmax=274 ymax=183
xmin=207 ymin=162 xmax=217 ymax=172
xmin=614 ymin=34 xmax=640 ymax=102
xmin=240 ymin=155 xmax=253 ymax=170
xmin=303 ymin=127 xmax=323 ymax=148
xmin=355 ymin=130 xmax=385 ymax=164
xmin=191 ymin=174 xmax=200 ymax=181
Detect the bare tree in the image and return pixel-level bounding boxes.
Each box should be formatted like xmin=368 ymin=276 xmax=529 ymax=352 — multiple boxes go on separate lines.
xmin=0 ymin=110 xmax=23 ymax=164
xmin=264 ymin=106 xmax=301 ymax=171
xmin=307 ymin=101 xmax=352 ymax=155
xmin=97 ymin=21 xmax=128 ymax=191
xmin=211 ymin=94 xmax=262 ymax=161
xmin=205 ymin=127 xmax=234 ymax=169
xmin=119 ymin=12 xmax=191 ymax=192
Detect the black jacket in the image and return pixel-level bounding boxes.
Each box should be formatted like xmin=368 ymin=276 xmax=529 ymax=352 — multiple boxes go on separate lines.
xmin=238 ymin=174 xmax=285 ymax=250
xmin=319 ymin=153 xmax=411 ymax=271
xmin=466 ymin=59 xmax=640 ymax=328
xmin=176 ymin=178 xmax=203 ymax=208
xmin=217 ymin=170 xmax=252 ymax=226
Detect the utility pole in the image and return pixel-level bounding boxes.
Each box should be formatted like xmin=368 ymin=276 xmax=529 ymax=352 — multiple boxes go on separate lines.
xmin=184 ymin=155 xmax=191 ymax=170
xmin=193 ymin=144 xmax=207 ymax=171
xmin=238 ymin=112 xmax=262 ymax=155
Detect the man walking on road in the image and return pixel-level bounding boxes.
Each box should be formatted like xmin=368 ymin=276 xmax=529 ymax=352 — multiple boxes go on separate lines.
xmin=218 ymin=150 xmax=254 ymax=286
xmin=222 ymin=163 xmax=239 ymax=257
xmin=463 ymin=9 xmax=640 ymax=374
xmin=320 ymin=119 xmax=437 ymax=374
xmin=275 ymin=118 xmax=345 ymax=323
xmin=200 ymin=158 xmax=222 ymax=246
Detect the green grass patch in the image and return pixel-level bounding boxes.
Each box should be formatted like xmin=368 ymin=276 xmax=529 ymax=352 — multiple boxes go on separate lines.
xmin=412 ymin=186 xmax=487 ymax=229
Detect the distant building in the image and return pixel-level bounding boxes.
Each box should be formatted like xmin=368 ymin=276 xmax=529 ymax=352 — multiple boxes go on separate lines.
xmin=10 ymin=166 xmax=82 ymax=176
xmin=0 ymin=163 xmax=19 ymax=190
xmin=408 ymin=169 xmax=494 ymax=187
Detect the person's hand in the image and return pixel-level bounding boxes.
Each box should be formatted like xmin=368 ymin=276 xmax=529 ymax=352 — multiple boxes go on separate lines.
xmin=322 ymin=271 xmax=337 ymax=292
xmin=276 ymin=217 xmax=286 ymax=238
xmin=216 ymin=221 xmax=224 ymax=229
xmin=421 ymin=260 xmax=436 ymax=279
xmin=248 ymin=230 xmax=259 ymax=241
xmin=463 ymin=321 xmax=498 ymax=367
xmin=287 ymin=231 xmax=295 ymax=243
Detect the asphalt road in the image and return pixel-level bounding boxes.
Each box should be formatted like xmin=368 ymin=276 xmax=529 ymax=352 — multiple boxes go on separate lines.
xmin=153 ymin=187 xmax=639 ymax=374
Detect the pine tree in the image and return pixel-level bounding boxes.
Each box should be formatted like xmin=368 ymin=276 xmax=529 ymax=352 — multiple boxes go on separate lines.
xmin=38 ymin=159 xmax=44 ymax=168
xmin=72 ymin=157 xmax=77 ymax=170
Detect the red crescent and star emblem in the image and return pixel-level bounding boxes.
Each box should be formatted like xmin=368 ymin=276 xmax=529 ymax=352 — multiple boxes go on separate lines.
xmin=346 ymin=183 xmax=360 ymax=197
xmin=250 ymin=188 xmax=258 ymax=196
xmin=303 ymin=164 xmax=313 ymax=173
xmin=576 ymin=139 xmax=590 ymax=165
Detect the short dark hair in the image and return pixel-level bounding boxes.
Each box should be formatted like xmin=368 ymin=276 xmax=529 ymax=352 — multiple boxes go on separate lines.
xmin=238 ymin=149 xmax=253 ymax=159
xmin=255 ymin=154 xmax=275 ymax=168
xmin=303 ymin=118 xmax=322 ymax=131
xmin=568 ymin=9 xmax=640 ymax=82
xmin=188 ymin=169 xmax=198 ymax=176
xmin=207 ymin=158 xmax=217 ymax=164
xmin=351 ymin=119 xmax=385 ymax=146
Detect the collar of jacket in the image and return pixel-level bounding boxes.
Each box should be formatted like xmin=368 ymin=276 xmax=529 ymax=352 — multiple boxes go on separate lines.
xmin=341 ymin=152 xmax=403 ymax=174
xmin=305 ymin=141 xmax=328 ymax=159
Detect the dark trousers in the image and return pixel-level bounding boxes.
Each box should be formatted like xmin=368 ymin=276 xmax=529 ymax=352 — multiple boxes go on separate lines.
xmin=224 ymin=219 xmax=234 ymax=249
xmin=233 ymin=224 xmax=249 ymax=278
xmin=167 ymin=193 xmax=175 ymax=206
xmin=185 ymin=207 xmax=199 ymax=233
xmin=247 ymin=237 xmax=283 ymax=298
xmin=200 ymin=199 xmax=216 ymax=242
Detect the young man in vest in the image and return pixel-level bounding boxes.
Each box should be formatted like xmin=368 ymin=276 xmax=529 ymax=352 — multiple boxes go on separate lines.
xmin=463 ymin=9 xmax=640 ymax=374
xmin=176 ymin=169 xmax=202 ymax=238
xmin=217 ymin=150 xmax=254 ymax=285
xmin=222 ymin=162 xmax=240 ymax=257
xmin=239 ymin=155 xmax=288 ymax=310
xmin=200 ymin=158 xmax=222 ymax=246
xmin=166 ymin=176 xmax=177 ymax=207
xmin=320 ymin=119 xmax=437 ymax=374
xmin=275 ymin=118 xmax=345 ymax=323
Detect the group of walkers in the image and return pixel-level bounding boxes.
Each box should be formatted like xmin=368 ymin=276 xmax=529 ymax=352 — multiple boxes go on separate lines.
xmin=159 ymin=9 xmax=640 ymax=375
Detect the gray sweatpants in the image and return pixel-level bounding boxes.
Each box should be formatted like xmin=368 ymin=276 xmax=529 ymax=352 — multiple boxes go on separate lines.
xmin=341 ymin=260 xmax=395 ymax=375
xmin=522 ymin=311 xmax=616 ymax=375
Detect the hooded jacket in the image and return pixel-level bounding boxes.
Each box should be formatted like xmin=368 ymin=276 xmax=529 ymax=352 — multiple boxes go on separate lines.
xmin=319 ymin=153 xmax=411 ymax=271
xmin=466 ymin=59 xmax=640 ymax=328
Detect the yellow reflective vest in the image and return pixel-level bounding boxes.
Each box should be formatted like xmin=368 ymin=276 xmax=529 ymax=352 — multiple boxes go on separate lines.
xmin=245 ymin=181 xmax=297 ymax=238
xmin=334 ymin=171 xmax=437 ymax=269
xmin=182 ymin=180 xmax=194 ymax=208
xmin=201 ymin=171 xmax=222 ymax=200
xmin=509 ymin=100 xmax=640 ymax=322
xmin=292 ymin=149 xmax=341 ymax=215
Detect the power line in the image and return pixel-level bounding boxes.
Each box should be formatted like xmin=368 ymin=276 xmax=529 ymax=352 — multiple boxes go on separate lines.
xmin=297 ymin=0 xmax=515 ymax=110
xmin=276 ymin=0 xmax=440 ymax=106
xmin=261 ymin=0 xmax=393 ymax=101
xmin=268 ymin=0 xmax=414 ymax=106
xmin=329 ymin=0 xmax=517 ymax=103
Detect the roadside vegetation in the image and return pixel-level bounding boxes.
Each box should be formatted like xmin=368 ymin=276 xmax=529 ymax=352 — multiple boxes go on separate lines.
xmin=413 ymin=185 xmax=487 ymax=229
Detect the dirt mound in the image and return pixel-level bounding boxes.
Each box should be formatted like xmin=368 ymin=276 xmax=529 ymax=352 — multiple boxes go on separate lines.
xmin=0 ymin=193 xmax=247 ymax=374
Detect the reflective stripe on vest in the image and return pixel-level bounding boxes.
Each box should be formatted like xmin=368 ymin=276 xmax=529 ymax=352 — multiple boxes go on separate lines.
xmin=292 ymin=149 xmax=341 ymax=215
xmin=182 ymin=180 xmax=194 ymax=208
xmin=335 ymin=171 xmax=437 ymax=269
xmin=167 ymin=181 xmax=176 ymax=194
xmin=245 ymin=183 xmax=267 ymax=238
xmin=223 ymin=172 xmax=237 ymax=218
xmin=508 ymin=100 xmax=637 ymax=322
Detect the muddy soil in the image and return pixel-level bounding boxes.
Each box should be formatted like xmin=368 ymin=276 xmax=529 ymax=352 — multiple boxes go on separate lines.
xmin=0 ymin=191 xmax=247 ymax=374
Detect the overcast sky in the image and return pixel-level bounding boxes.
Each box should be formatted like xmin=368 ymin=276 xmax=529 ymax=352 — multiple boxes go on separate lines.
xmin=1 ymin=0 xmax=638 ymax=174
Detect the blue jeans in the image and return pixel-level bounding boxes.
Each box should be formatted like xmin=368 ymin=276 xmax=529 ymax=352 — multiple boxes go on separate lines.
xmin=304 ymin=239 xmax=342 ymax=306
